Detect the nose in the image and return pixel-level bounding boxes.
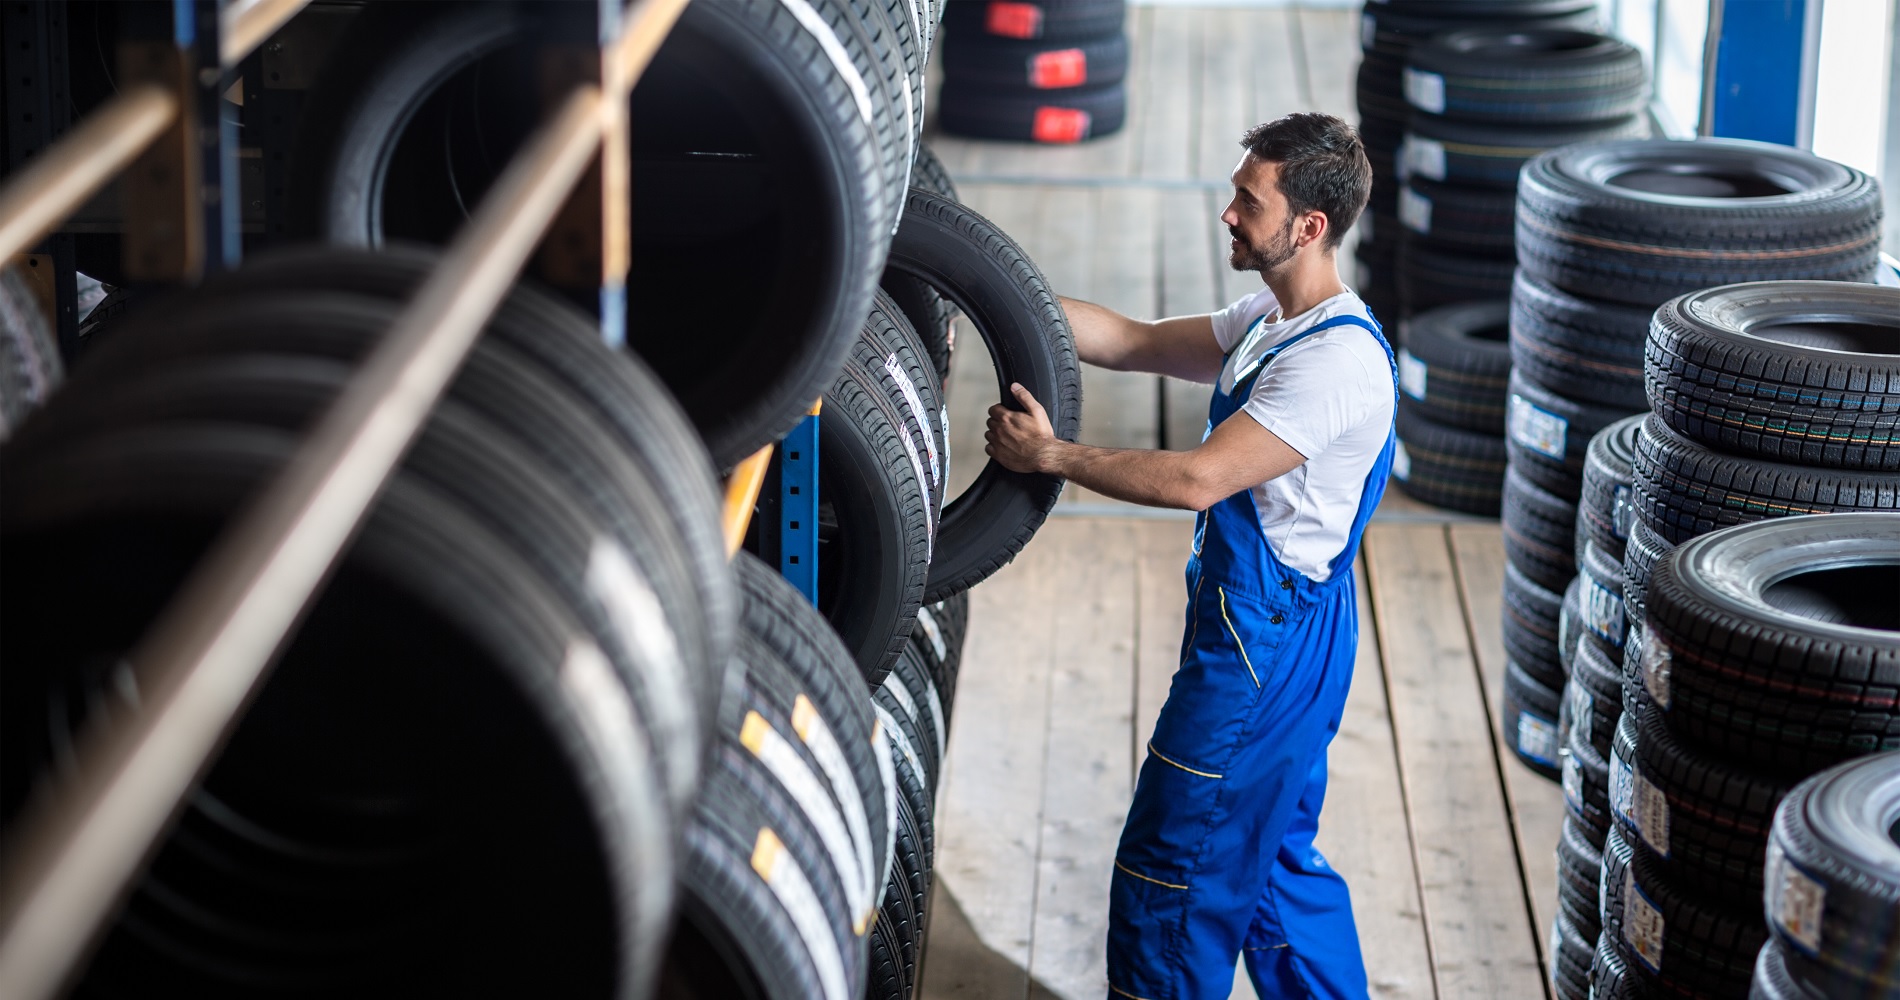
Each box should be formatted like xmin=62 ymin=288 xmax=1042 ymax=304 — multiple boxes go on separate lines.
xmin=1219 ymin=204 xmax=1237 ymax=228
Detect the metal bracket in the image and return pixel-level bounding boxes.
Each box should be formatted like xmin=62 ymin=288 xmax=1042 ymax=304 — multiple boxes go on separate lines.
xmin=779 ymin=406 xmax=821 ymax=606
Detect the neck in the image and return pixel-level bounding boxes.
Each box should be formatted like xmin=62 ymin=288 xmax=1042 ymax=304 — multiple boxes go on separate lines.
xmin=1260 ymin=250 xmax=1346 ymax=320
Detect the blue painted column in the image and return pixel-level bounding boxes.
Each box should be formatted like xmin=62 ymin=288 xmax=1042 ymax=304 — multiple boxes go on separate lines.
xmin=1706 ymin=0 xmax=1816 ymax=146
xmin=779 ymin=408 xmax=821 ymax=605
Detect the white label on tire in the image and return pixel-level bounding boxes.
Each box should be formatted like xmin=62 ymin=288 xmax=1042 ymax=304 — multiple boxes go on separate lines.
xmin=1405 ymin=134 xmax=1447 ymax=181
xmin=884 ymin=352 xmax=941 ymax=489
xmin=921 ymin=673 xmax=948 ymax=772
xmin=1583 ymin=575 xmax=1626 ymax=647
xmin=1567 ymin=682 xmax=1592 ymax=754
xmin=1611 ymin=484 xmax=1634 ymax=540
xmin=1643 ymin=639 xmax=1672 ymax=710
xmin=1509 ymin=394 xmax=1569 ymax=460
xmin=778 ymin=0 xmax=875 ymax=126
xmin=1392 ymin=439 xmax=1412 ymax=482
xmin=587 ymin=540 xmax=694 ymax=789
xmin=1766 ymin=841 xmax=1827 ymax=956
xmin=1399 ymin=186 xmax=1433 ymax=234
xmin=1517 ymin=711 xmax=1558 ymax=768
xmin=874 ymin=702 xmax=924 ymax=789
xmin=871 ymin=715 xmax=898 ymax=892
xmin=752 ymin=828 xmax=850 ymax=1000
xmin=895 ymin=421 xmax=934 ymax=552
xmin=742 ymin=711 xmax=871 ymax=930
xmin=881 ymin=671 xmax=922 ymax=733
xmin=1403 ymin=68 xmax=1447 ymax=113
xmin=1609 ymin=746 xmax=1635 ymax=826
xmin=1562 ymin=747 xmax=1583 ymax=811
xmin=1397 ymin=348 xmax=1429 ymax=400
xmin=1622 ymin=868 xmax=1666 ymax=974
xmin=914 ymin=605 xmax=948 ymax=662
xmin=1633 ymin=768 xmax=1671 ymax=858
xmin=1361 ymin=12 xmax=1376 ymax=48
xmin=1559 ymin=606 xmax=1574 ymax=662
xmin=792 ymin=695 xmax=877 ymax=920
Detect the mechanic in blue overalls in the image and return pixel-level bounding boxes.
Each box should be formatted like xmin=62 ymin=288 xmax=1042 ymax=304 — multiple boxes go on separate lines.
xmin=986 ymin=113 xmax=1391 ymax=1000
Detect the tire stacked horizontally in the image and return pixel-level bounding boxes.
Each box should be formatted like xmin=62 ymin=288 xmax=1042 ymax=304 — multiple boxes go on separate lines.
xmin=938 ymin=0 xmax=1129 ymax=144
xmin=1577 ymin=281 xmax=1899 ymax=1000
xmin=1498 ymin=142 xmax=1884 ymax=802
xmin=1352 ymin=0 xmax=1598 ymax=321
xmin=1391 ymin=301 xmax=1512 ymax=514
xmin=1396 ymin=26 xmax=1646 ymax=317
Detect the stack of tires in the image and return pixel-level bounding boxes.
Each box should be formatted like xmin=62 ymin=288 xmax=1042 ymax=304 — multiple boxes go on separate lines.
xmin=938 ymin=0 xmax=1129 ymax=144
xmin=1497 ymin=139 xmax=1885 ymax=789
xmin=1352 ymin=0 xmax=1598 ymax=322
xmin=1391 ymin=301 xmax=1512 ymax=515
xmin=1756 ymin=750 xmax=1900 ymax=998
xmin=1396 ymin=25 xmax=1647 ymax=316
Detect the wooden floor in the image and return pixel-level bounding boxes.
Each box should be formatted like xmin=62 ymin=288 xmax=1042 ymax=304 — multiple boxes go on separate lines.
xmin=919 ymin=7 xmax=1565 ymax=999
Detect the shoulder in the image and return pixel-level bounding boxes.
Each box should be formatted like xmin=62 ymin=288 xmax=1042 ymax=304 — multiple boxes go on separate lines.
xmin=1210 ymin=286 xmax=1280 ymax=351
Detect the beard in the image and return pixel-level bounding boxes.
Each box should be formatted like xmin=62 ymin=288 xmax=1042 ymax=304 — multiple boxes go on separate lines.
xmin=1228 ymin=215 xmax=1297 ymax=273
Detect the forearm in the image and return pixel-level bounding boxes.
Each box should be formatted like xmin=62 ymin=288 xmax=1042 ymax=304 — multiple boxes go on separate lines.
xmin=1040 ymin=440 xmax=1220 ymax=510
xmin=1059 ymin=296 xmax=1150 ymax=370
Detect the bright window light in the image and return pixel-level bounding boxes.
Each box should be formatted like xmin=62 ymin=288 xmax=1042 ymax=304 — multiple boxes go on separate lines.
xmin=1811 ymin=0 xmax=1895 ymax=178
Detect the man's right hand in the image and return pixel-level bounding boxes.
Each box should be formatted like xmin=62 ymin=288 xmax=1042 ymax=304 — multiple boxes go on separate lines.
xmin=1058 ymin=296 xmax=1227 ymax=384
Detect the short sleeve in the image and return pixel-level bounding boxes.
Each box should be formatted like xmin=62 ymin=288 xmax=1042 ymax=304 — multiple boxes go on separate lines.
xmin=1209 ymin=287 xmax=1281 ymax=352
xmin=1237 ymin=339 xmax=1389 ymax=460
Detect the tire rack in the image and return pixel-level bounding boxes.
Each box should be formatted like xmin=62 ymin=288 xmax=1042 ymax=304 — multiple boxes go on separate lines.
xmin=0 ymin=2 xmax=713 ymax=996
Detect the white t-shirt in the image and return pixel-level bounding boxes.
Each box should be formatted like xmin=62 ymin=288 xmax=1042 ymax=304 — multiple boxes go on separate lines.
xmin=1207 ymin=286 xmax=1395 ymax=583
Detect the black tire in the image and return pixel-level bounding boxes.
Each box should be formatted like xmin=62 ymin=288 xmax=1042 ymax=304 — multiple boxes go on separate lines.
xmin=816 ymin=311 xmax=938 ymax=683
xmin=1647 ymin=281 xmax=1900 ymax=471
xmin=1557 ymin=815 xmax=1606 ymax=941
xmin=1402 ymin=113 xmax=1649 ymax=190
xmin=734 ymin=552 xmax=894 ymax=900
xmin=1515 ymin=139 xmax=1884 ymax=308
xmin=865 ymin=903 xmax=913 ymax=1000
xmin=1503 ymin=464 xmax=1579 ymax=591
xmin=1508 ymin=369 xmax=1638 ymax=500
xmin=1576 ymin=539 xmax=1627 ymax=650
xmin=942 ymin=0 xmax=1124 ymax=42
xmin=52 ymin=247 xmax=737 ymax=743
xmin=1611 ymin=699 xmax=1795 ymax=909
xmin=1393 ymin=398 xmax=1508 ymax=515
xmin=1398 ymin=301 xmax=1512 ymax=432
xmin=881 ymin=642 xmax=948 ymax=796
xmin=0 ymin=264 xmax=62 ymax=442
xmin=1399 ymin=241 xmax=1516 ymax=316
xmin=1631 ymin=414 xmax=1900 ymax=548
xmin=937 ymin=79 xmax=1127 ymax=142
xmin=3 ymin=428 xmax=672 ymax=997
xmin=1551 ymin=906 xmax=1597 ymax=1000
xmin=1399 ymin=178 xmax=1517 ymax=254
xmin=1360 ymin=0 xmax=1601 ymax=56
xmin=1563 ymin=709 xmax=1612 ymax=836
xmin=884 ymin=144 xmax=962 ymax=386
xmin=1402 ymin=28 xmax=1645 ymax=125
xmin=1619 ymin=517 xmax=1672 ymax=636
xmin=287 ymin=0 xmax=889 ymax=467
xmin=943 ymin=32 xmax=1128 ymax=90
xmin=1569 ymin=630 xmax=1624 ymax=759
xmin=875 ymin=749 xmax=932 ymax=992
xmin=912 ymin=594 xmax=970 ymax=723
xmin=1505 ymin=658 xmax=1564 ymax=780
xmin=1601 ymin=824 xmax=1768 ymax=999
xmin=1589 ymin=926 xmax=1656 ymax=999
xmin=1750 ymin=940 xmax=1826 ymax=1000
xmin=1503 ymin=559 xmax=1566 ymax=688
xmin=671 ymin=743 xmax=866 ymax=1000
xmin=886 ymin=189 xmax=1082 ymax=601
xmin=1641 ymin=513 xmax=1900 ymax=776
xmin=1578 ymin=415 xmax=1644 ymax=564
xmin=1765 ymin=753 xmax=1900 ymax=997
xmin=1509 ymin=269 xmax=1651 ymax=412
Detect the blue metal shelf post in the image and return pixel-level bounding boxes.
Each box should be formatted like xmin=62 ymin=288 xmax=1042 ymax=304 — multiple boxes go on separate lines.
xmin=780 ymin=408 xmax=820 ymax=606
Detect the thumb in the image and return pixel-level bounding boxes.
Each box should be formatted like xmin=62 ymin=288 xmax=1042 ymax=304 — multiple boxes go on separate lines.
xmin=1010 ymin=382 xmax=1044 ymax=414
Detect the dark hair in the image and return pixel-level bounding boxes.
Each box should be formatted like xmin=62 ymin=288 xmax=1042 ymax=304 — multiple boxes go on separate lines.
xmin=1240 ymin=113 xmax=1372 ymax=251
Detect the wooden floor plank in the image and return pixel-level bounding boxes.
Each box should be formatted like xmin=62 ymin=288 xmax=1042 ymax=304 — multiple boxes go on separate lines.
xmin=1137 ymin=4 xmax=1197 ymax=181
xmin=1195 ymin=8 xmax=1254 ymax=183
xmin=1364 ymin=522 xmax=1546 ymax=1000
xmin=1027 ymin=520 xmax=1141 ymax=998
xmin=1250 ymin=7 xmax=1304 ymax=124
xmin=1296 ymin=6 xmax=1361 ymax=122
xmin=1156 ymin=187 xmax=1219 ymax=451
xmin=1449 ymin=523 xmax=1564 ymax=990
xmin=1133 ymin=519 xmax=1191 ymax=773
xmin=923 ymin=525 xmax=1065 ymax=1000
xmin=1303 ymin=558 xmax=1438 ymax=1000
xmin=1078 ymin=186 xmax=1161 ymax=453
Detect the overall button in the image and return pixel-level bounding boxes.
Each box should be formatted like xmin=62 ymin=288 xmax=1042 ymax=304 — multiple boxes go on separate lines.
xmin=1270 ymin=614 xmax=1284 ymax=625
xmin=1280 ymin=578 xmax=1294 ymax=590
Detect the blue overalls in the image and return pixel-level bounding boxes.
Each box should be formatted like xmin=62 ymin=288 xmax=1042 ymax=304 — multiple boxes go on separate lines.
xmin=1107 ymin=311 xmax=1396 ymax=1000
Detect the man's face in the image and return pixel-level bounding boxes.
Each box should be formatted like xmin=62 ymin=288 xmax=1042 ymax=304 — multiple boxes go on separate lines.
xmin=1221 ymin=156 xmax=1299 ymax=274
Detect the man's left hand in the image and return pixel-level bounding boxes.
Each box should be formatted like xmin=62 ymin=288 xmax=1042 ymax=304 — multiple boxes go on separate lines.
xmin=986 ymin=383 xmax=1058 ymax=474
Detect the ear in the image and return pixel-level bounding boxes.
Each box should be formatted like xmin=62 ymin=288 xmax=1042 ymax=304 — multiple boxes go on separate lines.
xmin=1300 ymin=210 xmax=1329 ymax=248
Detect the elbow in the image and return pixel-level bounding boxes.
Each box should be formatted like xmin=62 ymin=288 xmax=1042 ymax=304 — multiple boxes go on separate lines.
xmin=1175 ymin=470 xmax=1228 ymax=512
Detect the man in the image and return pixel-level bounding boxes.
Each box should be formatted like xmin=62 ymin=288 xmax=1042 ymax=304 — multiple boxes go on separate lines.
xmin=985 ymin=112 xmax=1391 ymax=1000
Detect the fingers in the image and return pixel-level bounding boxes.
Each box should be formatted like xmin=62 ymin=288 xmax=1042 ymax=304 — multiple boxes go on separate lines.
xmin=1009 ymin=382 xmax=1046 ymax=418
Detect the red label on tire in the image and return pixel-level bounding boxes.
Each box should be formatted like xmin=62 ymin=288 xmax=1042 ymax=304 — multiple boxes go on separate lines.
xmin=1028 ymin=48 xmax=1087 ymax=88
xmin=1031 ymin=107 xmax=1091 ymax=143
xmin=984 ymin=2 xmax=1043 ymax=38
